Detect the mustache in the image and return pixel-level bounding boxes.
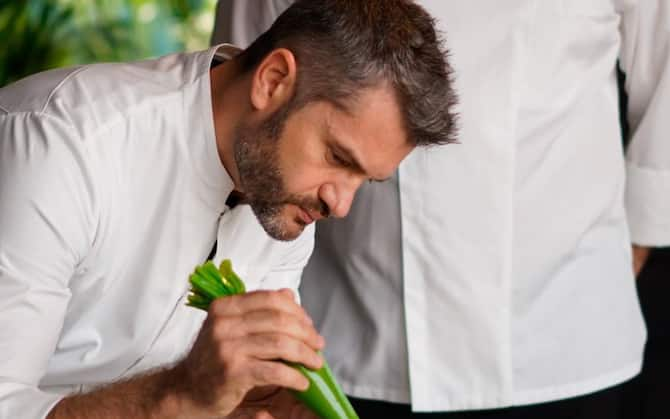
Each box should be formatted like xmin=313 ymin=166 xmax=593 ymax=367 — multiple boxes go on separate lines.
xmin=244 ymin=194 xmax=330 ymax=219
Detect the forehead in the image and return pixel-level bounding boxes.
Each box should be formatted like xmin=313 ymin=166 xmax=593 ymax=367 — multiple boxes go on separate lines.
xmin=327 ymin=84 xmax=406 ymax=141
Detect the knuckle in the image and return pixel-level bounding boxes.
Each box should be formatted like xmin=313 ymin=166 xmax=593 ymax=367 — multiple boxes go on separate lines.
xmin=212 ymin=318 xmax=229 ymax=340
xmin=273 ymin=312 xmax=291 ymax=330
xmin=301 ymin=323 xmax=315 ymax=338
xmin=209 ymin=297 xmax=228 ymax=314
xmin=265 ymin=292 xmax=281 ymax=308
xmin=217 ymin=345 xmax=230 ymax=364
xmin=268 ymin=334 xmax=285 ymax=351
xmin=280 ymin=288 xmax=295 ymax=299
xmin=303 ymin=309 xmax=315 ymax=324
xmin=218 ymin=343 xmax=238 ymax=367
xmin=223 ymin=357 xmax=248 ymax=383
xmin=302 ymin=346 xmax=320 ymax=366
xmin=262 ymin=363 xmax=286 ymax=384
xmin=300 ymin=344 xmax=315 ymax=359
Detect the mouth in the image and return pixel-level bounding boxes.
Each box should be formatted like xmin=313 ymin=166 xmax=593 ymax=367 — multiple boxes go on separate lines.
xmin=297 ymin=206 xmax=318 ymax=225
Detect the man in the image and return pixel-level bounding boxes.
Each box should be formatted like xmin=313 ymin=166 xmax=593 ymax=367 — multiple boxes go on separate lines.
xmin=0 ymin=1 xmax=457 ymax=418
xmin=214 ymin=1 xmax=670 ymax=417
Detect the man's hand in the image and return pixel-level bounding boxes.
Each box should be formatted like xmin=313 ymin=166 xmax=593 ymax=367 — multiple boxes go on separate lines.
xmin=47 ymin=289 xmax=324 ymax=419
xmin=175 ymin=289 xmax=324 ymax=418
xmin=633 ymin=244 xmax=651 ymax=278
xmin=225 ymin=387 xmax=318 ymax=419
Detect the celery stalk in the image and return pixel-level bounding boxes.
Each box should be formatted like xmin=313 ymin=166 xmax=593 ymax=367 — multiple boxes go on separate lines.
xmin=219 ymin=259 xmax=246 ymax=294
xmin=185 ymin=259 xmax=360 ymax=419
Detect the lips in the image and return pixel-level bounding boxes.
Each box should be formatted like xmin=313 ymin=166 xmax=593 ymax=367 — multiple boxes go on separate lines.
xmin=298 ymin=206 xmax=322 ymax=224
xmin=296 ymin=206 xmax=313 ymax=224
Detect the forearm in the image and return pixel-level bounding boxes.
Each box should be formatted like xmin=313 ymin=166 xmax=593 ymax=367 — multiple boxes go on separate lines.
xmin=633 ymin=244 xmax=652 ymax=277
xmin=47 ymin=288 xmax=323 ymax=419
xmin=46 ymin=364 xmax=195 ymax=419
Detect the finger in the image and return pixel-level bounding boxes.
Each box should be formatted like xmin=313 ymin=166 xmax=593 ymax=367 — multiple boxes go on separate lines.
xmin=211 ymin=290 xmax=309 ymax=320
xmin=249 ymin=360 xmax=310 ymax=391
xmin=209 ymin=310 xmax=324 ymax=351
xmin=244 ymin=334 xmax=323 ymax=370
xmin=277 ymin=289 xmax=315 ymax=328
xmin=278 ymin=287 xmax=297 ymax=300
xmin=236 ymin=310 xmax=324 ymax=350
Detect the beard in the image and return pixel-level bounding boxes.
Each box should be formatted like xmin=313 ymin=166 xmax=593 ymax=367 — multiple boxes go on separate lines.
xmin=233 ymin=106 xmax=329 ymax=241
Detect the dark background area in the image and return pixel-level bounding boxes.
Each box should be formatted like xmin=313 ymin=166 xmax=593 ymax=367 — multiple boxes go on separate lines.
xmin=626 ymin=247 xmax=670 ymax=418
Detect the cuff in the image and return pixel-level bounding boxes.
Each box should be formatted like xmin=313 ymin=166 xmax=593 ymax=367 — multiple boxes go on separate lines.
xmin=625 ymin=162 xmax=670 ymax=246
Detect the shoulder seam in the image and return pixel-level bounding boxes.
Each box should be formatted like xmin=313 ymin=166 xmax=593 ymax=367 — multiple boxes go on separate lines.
xmin=41 ymin=66 xmax=88 ymax=113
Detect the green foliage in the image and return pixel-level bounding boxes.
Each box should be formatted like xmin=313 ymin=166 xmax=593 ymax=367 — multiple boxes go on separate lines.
xmin=0 ymin=0 xmax=216 ymax=87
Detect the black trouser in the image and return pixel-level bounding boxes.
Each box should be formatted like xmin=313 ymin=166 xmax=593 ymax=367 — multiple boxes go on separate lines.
xmin=350 ymin=375 xmax=631 ymax=418
xmin=622 ymin=247 xmax=670 ymax=419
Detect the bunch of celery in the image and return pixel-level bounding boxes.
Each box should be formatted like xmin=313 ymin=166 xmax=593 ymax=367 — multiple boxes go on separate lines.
xmin=186 ymin=259 xmax=360 ymax=419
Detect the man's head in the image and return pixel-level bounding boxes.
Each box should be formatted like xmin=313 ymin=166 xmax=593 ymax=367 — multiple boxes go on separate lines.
xmin=218 ymin=0 xmax=457 ymax=241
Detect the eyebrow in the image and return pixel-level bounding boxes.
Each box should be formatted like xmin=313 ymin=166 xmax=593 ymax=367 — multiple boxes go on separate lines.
xmin=326 ymin=130 xmax=390 ymax=183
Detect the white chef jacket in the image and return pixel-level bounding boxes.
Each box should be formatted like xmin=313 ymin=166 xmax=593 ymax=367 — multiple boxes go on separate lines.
xmin=0 ymin=45 xmax=314 ymax=419
xmin=213 ymin=0 xmax=669 ymax=412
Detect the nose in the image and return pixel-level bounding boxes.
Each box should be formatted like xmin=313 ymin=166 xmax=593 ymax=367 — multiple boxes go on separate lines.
xmin=318 ymin=177 xmax=363 ymax=218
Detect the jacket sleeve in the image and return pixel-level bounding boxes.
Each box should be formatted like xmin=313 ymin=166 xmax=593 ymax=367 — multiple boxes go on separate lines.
xmin=0 ymin=112 xmax=94 ymax=418
xmin=619 ymin=0 xmax=670 ymax=246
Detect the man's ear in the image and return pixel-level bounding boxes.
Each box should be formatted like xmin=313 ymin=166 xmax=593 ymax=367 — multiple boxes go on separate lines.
xmin=249 ymin=48 xmax=297 ymax=112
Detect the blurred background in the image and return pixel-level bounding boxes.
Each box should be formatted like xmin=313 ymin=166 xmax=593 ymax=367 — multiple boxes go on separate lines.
xmin=0 ymin=0 xmax=217 ymax=87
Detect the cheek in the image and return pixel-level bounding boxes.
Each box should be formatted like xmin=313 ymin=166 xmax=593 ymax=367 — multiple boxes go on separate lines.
xmin=276 ymin=138 xmax=330 ymax=194
xmin=280 ymin=165 xmax=324 ymax=195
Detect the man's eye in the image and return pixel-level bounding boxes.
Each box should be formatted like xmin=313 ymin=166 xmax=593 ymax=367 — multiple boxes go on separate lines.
xmin=330 ymin=149 xmax=351 ymax=168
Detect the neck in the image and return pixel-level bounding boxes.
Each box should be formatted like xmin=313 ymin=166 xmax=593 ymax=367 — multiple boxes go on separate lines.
xmin=210 ymin=60 xmax=249 ymax=190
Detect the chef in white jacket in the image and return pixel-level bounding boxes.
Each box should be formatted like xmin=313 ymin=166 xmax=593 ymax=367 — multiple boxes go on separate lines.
xmin=213 ymin=0 xmax=669 ymax=417
xmin=0 ymin=1 xmax=457 ymax=418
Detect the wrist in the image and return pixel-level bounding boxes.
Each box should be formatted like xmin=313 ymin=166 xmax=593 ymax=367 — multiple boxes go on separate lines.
xmin=152 ymin=363 xmax=199 ymax=419
xmin=153 ymin=388 xmax=183 ymax=419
